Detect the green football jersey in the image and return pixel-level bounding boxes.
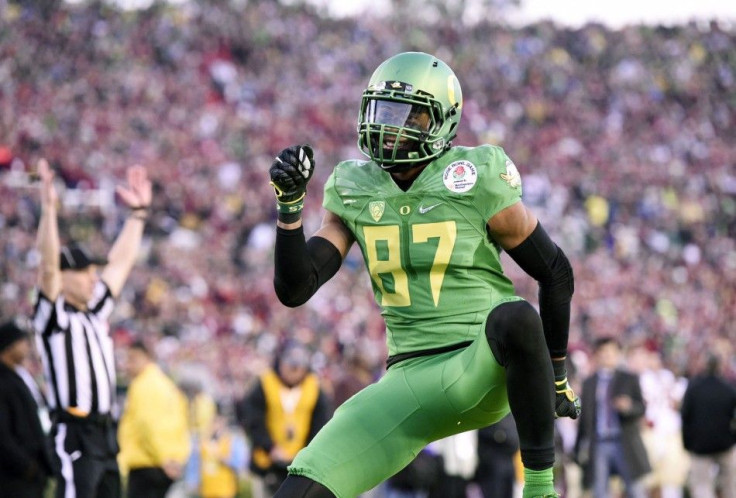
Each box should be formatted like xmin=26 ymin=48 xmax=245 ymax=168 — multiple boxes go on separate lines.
xmin=323 ymin=145 xmax=523 ymax=356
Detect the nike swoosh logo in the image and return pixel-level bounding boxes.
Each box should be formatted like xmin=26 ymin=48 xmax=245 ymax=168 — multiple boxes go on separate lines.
xmin=418 ymin=203 xmax=442 ymax=214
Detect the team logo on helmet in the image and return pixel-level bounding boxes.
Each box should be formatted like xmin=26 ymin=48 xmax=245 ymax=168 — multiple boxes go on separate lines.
xmin=443 ymin=160 xmax=477 ymax=193
xmin=369 ymin=201 xmax=386 ymax=222
xmin=432 ymin=138 xmax=446 ymax=151
xmin=385 ymin=81 xmax=413 ymax=92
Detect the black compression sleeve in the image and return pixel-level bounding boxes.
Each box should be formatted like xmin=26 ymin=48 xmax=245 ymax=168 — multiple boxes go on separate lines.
xmin=505 ymin=222 xmax=574 ymax=358
xmin=273 ymin=226 xmax=342 ymax=307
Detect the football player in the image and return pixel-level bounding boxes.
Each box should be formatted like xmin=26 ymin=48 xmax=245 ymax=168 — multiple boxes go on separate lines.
xmin=269 ymin=51 xmax=579 ymax=498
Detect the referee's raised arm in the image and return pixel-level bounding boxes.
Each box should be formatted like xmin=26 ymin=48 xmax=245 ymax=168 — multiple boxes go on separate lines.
xmin=35 ymin=158 xmax=61 ymax=301
xmin=101 ymin=165 xmax=152 ymax=298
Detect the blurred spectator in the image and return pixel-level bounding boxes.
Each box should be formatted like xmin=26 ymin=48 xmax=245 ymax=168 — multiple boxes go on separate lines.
xmin=628 ymin=341 xmax=688 ymax=498
xmin=239 ymin=342 xmax=332 ymax=497
xmin=0 ymin=319 xmax=54 ymax=498
xmin=180 ymin=376 xmax=218 ymax=442
xmin=332 ymin=346 xmax=378 ymax=408
xmin=574 ymin=336 xmax=650 ymax=498
xmin=117 ymin=340 xmax=191 ymax=498
xmin=680 ymin=353 xmax=736 ymax=498
xmin=555 ymin=355 xmax=585 ymax=498
xmin=184 ymin=405 xmax=248 ymax=498
xmin=474 ymin=413 xmax=521 ymax=498
xmin=0 ymin=146 xmax=13 ymax=170
xmin=385 ymin=446 xmax=443 ymax=498
xmin=432 ymin=431 xmax=479 ymax=498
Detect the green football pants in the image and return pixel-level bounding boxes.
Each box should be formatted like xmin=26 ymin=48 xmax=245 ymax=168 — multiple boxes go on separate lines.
xmin=288 ymin=323 xmax=509 ymax=497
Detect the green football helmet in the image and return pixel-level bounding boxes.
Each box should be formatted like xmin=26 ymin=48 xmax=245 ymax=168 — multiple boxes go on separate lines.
xmin=358 ymin=52 xmax=463 ymax=170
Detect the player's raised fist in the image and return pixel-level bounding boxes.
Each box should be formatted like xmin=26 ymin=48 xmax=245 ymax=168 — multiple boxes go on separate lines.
xmin=269 ymin=145 xmax=315 ymax=203
xmin=269 ymin=145 xmax=315 ymax=224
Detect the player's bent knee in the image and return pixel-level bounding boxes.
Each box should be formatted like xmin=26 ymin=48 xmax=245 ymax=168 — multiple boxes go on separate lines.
xmin=485 ymin=300 xmax=544 ymax=366
xmin=273 ymin=475 xmax=336 ymax=498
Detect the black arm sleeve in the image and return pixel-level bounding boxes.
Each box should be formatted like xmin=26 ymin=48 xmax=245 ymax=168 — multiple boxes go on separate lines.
xmin=273 ymin=226 xmax=343 ymax=307
xmin=505 ymin=222 xmax=574 ymax=358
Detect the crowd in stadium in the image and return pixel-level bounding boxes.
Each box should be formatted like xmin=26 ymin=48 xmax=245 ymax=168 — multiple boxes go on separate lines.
xmin=1 ymin=1 xmax=735 ymax=494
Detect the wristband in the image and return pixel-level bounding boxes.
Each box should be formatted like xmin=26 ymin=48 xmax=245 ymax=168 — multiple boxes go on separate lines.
xmin=129 ymin=212 xmax=148 ymax=222
xmin=276 ymin=193 xmax=305 ymax=224
xmin=128 ymin=204 xmax=150 ymax=221
xmin=129 ymin=207 xmax=149 ymax=221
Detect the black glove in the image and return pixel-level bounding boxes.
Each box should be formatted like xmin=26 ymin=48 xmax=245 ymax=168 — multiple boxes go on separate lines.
xmin=555 ymin=378 xmax=581 ymax=419
xmin=269 ymin=144 xmax=315 ymax=223
xmin=553 ymin=357 xmax=581 ymax=419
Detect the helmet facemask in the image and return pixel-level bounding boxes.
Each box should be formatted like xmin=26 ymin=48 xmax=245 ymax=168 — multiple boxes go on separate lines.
xmin=359 ymin=90 xmax=457 ymax=171
xmin=359 ymin=93 xmax=447 ymax=170
xmin=357 ymin=52 xmax=463 ymax=171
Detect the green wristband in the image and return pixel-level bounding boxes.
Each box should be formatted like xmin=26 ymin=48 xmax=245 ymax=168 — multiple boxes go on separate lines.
xmin=276 ymin=197 xmax=305 ymax=223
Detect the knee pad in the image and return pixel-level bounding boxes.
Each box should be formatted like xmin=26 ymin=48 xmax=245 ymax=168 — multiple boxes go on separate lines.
xmin=485 ymin=300 xmax=544 ymax=367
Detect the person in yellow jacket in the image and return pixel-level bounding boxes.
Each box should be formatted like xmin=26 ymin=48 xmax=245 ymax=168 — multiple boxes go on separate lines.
xmin=239 ymin=342 xmax=332 ymax=498
xmin=118 ymin=340 xmax=191 ymax=498
xmin=185 ymin=408 xmax=248 ymax=498
xmin=180 ymin=376 xmax=218 ymax=440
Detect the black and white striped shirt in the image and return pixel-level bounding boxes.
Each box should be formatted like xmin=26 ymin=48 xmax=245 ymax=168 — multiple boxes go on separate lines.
xmin=32 ymin=281 xmax=117 ymax=416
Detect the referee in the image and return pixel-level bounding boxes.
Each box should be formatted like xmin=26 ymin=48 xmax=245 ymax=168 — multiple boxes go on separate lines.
xmin=31 ymin=159 xmax=152 ymax=498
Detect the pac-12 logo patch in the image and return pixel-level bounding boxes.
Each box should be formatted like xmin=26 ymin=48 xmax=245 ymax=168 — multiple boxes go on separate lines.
xmin=369 ymin=201 xmax=385 ymax=222
xmin=443 ymin=160 xmax=478 ymax=193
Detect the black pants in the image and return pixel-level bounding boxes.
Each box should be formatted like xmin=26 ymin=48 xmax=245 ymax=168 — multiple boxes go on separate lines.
xmin=126 ymin=467 xmax=173 ymax=498
xmin=2 ymin=476 xmax=48 ymax=498
xmin=52 ymin=420 xmax=121 ymax=498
